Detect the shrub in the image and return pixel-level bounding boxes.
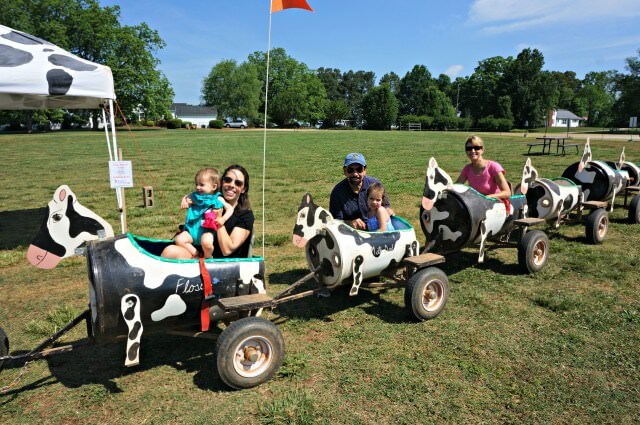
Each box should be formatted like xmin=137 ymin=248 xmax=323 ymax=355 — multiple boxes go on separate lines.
xmin=209 ymin=119 xmax=224 ymax=129
xmin=144 ymin=119 xmax=155 ymax=127
xmin=166 ymin=118 xmax=183 ymax=129
xmin=181 ymin=121 xmax=192 ymax=129
xmin=477 ymin=117 xmax=513 ymax=132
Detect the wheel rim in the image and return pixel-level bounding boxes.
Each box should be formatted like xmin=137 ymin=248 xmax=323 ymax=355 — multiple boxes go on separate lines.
xmin=232 ymin=335 xmax=274 ymax=378
xmin=532 ymin=240 xmax=547 ymax=265
xmin=422 ymin=280 xmax=445 ymax=311
xmin=598 ymin=216 xmax=608 ymax=238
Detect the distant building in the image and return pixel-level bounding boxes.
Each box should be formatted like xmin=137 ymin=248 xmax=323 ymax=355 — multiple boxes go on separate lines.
xmin=549 ymin=109 xmax=583 ymax=128
xmin=170 ymin=103 xmax=218 ymax=128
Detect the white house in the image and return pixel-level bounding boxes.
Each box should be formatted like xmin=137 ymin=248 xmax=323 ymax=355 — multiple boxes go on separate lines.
xmin=170 ymin=103 xmax=218 ymax=128
xmin=549 ymin=109 xmax=583 ymax=128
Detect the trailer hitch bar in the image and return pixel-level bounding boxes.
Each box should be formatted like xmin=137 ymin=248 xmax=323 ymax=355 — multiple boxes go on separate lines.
xmin=0 ymin=309 xmax=91 ymax=365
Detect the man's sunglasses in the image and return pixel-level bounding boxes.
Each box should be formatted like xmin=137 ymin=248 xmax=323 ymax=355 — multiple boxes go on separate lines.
xmin=222 ymin=176 xmax=244 ymax=188
xmin=347 ymin=165 xmax=364 ymax=174
xmin=465 ymin=145 xmax=483 ymax=152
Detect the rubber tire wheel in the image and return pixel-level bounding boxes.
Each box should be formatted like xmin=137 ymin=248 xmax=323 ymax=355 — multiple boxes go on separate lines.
xmin=629 ymin=195 xmax=640 ymax=224
xmin=0 ymin=327 xmax=9 ymax=371
xmin=216 ymin=317 xmax=284 ymax=390
xmin=404 ymin=267 xmax=449 ymax=321
xmin=224 ymin=124 xmax=230 ymax=128
xmin=240 ymin=125 xmax=245 ymax=129
xmin=585 ymin=208 xmax=608 ymax=244
xmin=518 ymin=229 xmax=549 ymax=274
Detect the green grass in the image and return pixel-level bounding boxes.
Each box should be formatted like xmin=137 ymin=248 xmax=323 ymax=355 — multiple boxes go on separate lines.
xmin=0 ymin=128 xmax=639 ymax=423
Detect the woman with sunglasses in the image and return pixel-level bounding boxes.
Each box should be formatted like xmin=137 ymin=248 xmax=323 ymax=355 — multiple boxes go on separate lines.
xmin=162 ymin=164 xmax=255 ymax=259
xmin=455 ymin=135 xmax=511 ymax=200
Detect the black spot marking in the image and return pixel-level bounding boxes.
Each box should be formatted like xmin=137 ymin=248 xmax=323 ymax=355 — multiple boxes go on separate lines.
xmin=30 ymin=207 xmax=66 ymax=257
xmin=128 ymin=321 xmax=142 ymax=340
xmin=65 ymin=195 xmax=105 ymax=238
xmin=47 ymin=69 xmax=73 ymax=95
xmin=124 ymin=296 xmax=138 ymax=320
xmin=127 ymin=342 xmax=140 ymax=361
xmin=2 ymin=30 xmax=48 ymax=45
xmin=48 ymin=53 xmax=97 ymax=71
xmin=0 ymin=45 xmax=33 ymax=67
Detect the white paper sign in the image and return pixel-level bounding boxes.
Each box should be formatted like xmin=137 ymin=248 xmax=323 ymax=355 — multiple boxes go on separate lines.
xmin=630 ymin=116 xmax=638 ymax=128
xmin=109 ymin=161 xmax=133 ymax=188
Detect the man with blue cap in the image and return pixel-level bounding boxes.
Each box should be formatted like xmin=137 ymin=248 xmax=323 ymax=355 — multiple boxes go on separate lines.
xmin=329 ymin=152 xmax=391 ymax=230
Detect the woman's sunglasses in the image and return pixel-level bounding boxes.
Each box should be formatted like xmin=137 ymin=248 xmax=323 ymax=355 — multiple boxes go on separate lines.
xmin=222 ymin=176 xmax=244 ymax=188
xmin=465 ymin=145 xmax=483 ymax=152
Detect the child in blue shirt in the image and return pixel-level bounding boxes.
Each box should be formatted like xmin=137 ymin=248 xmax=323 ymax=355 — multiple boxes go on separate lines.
xmin=175 ymin=167 xmax=233 ymax=258
xmin=365 ymin=182 xmax=395 ymax=231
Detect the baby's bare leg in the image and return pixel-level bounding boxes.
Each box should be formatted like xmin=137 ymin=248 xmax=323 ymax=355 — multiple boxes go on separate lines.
xmin=201 ymin=232 xmax=214 ymax=258
xmin=175 ymin=231 xmax=198 ymax=257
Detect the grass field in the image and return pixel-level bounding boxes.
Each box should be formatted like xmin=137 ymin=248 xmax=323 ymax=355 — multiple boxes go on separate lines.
xmin=1 ymin=128 xmax=639 ymax=424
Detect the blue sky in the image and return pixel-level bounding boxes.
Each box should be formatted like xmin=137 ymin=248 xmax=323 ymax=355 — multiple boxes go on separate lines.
xmin=100 ymin=0 xmax=640 ymax=105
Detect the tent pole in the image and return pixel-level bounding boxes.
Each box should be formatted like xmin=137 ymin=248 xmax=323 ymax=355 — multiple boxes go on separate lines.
xmin=108 ymin=99 xmax=124 ymax=234
xmin=102 ymin=106 xmax=114 ymax=161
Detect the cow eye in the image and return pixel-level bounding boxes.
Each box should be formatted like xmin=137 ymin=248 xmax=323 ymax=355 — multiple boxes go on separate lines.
xmin=300 ymin=212 xmax=306 ymax=219
xmin=52 ymin=213 xmax=63 ymax=222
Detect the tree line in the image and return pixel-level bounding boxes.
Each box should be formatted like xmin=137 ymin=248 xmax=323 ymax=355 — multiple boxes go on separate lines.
xmin=1 ymin=1 xmax=638 ymax=131
xmin=205 ymin=47 xmax=640 ymax=131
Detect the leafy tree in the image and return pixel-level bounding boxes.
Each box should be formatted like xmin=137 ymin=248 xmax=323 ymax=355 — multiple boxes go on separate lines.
xmin=0 ymin=0 xmax=173 ymax=122
xmin=379 ymin=72 xmax=401 ymax=95
xmin=248 ymin=48 xmax=327 ymax=125
xmin=462 ymin=56 xmax=512 ymax=120
xmin=341 ymin=70 xmax=375 ymax=124
xmin=324 ymin=99 xmax=349 ymax=127
xmin=575 ymin=71 xmax=618 ymax=126
xmin=316 ymin=67 xmax=343 ymax=101
xmin=612 ymin=49 xmax=640 ymax=127
xmin=398 ymin=65 xmax=432 ymax=115
xmin=362 ymin=84 xmax=398 ymax=130
xmin=503 ymin=48 xmax=551 ymax=127
xmin=202 ymin=60 xmax=261 ymax=121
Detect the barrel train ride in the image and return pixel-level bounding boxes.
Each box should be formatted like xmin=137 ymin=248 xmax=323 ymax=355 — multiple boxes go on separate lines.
xmin=1 ymin=186 xmax=449 ymax=391
xmin=517 ymin=157 xmax=609 ymax=244
xmin=420 ymin=157 xmax=550 ymax=273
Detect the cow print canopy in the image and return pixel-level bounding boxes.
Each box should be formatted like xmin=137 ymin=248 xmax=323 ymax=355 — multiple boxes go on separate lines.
xmin=0 ymin=24 xmax=115 ymax=110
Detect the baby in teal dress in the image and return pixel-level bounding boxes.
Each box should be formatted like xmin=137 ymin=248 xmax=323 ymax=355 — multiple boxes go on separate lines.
xmin=175 ymin=168 xmax=233 ymax=258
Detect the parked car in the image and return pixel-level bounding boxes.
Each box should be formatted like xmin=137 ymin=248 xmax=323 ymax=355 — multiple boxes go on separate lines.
xmin=225 ymin=119 xmax=248 ymax=129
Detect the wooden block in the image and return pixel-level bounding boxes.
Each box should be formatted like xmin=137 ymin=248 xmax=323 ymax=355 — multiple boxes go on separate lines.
xmin=403 ymin=253 xmax=445 ymax=267
xmin=216 ymin=293 xmax=274 ymax=311
xmin=514 ymin=217 xmax=545 ymax=226
xmin=581 ymin=200 xmax=608 ymax=209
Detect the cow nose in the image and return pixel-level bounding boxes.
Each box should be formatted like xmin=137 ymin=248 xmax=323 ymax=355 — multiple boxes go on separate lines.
xmin=27 ymin=245 xmax=62 ymax=269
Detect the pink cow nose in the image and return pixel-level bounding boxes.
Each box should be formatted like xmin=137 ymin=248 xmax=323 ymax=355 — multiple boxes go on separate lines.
xmin=27 ymin=245 xmax=62 ymax=269
xmin=292 ymin=234 xmax=307 ymax=248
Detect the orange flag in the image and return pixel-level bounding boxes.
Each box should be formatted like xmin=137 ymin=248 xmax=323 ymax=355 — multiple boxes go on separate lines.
xmin=271 ymin=0 xmax=314 ymax=13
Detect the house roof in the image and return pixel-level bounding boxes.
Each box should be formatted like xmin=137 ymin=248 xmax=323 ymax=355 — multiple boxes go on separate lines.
xmin=556 ymin=109 xmax=582 ymax=120
xmin=171 ymin=103 xmax=217 ymax=117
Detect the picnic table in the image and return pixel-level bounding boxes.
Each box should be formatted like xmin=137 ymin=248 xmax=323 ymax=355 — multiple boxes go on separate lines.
xmin=527 ymin=136 xmax=580 ymax=156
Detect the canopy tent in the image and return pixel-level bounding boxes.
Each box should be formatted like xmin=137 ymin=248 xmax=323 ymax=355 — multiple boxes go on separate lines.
xmin=0 ymin=24 xmax=115 ymax=109
xmin=0 ymin=24 xmax=125 ymax=232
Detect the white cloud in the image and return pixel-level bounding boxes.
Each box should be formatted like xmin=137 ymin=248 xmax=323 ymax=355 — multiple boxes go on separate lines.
xmin=469 ymin=0 xmax=640 ymax=33
xmin=445 ymin=65 xmax=464 ymax=77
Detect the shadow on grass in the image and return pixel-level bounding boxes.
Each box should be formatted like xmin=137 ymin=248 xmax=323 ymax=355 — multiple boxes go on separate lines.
xmin=0 ymin=207 xmax=46 ymax=249
xmin=2 ymin=334 xmax=229 ymax=397
xmin=440 ymin=250 xmax=524 ymax=276
xmin=269 ymin=269 xmax=412 ymax=325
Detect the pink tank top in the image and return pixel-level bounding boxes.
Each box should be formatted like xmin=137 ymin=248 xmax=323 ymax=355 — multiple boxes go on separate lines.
xmin=460 ymin=161 xmax=505 ymax=196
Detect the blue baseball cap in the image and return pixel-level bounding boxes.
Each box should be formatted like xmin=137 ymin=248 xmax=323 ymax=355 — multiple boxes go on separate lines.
xmin=343 ymin=152 xmax=366 ymax=167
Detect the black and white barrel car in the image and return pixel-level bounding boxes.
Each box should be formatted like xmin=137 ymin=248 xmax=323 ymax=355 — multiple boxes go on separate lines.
xmin=1 ymin=186 xmax=449 ymax=390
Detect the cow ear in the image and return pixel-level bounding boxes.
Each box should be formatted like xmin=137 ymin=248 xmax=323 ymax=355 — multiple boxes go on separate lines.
xmin=54 ymin=184 xmax=73 ymax=202
xmin=429 ymin=157 xmax=438 ymax=170
xmin=525 ymin=157 xmax=531 ymax=167
xmin=299 ymin=192 xmax=312 ymax=209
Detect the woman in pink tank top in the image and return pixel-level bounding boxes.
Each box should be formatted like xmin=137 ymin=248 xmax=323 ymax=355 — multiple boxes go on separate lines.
xmin=455 ymin=135 xmax=511 ymax=200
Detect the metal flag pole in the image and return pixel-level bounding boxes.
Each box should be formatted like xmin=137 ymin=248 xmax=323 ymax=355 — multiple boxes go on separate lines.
xmin=261 ymin=1 xmax=275 ymax=258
